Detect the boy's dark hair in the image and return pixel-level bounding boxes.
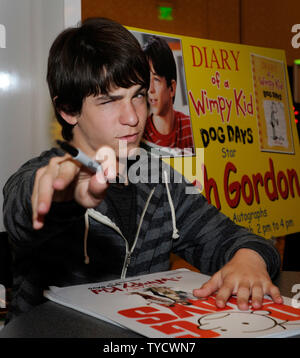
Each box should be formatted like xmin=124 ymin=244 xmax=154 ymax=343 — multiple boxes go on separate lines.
xmin=143 ymin=36 xmax=177 ymax=87
xmin=47 ymin=17 xmax=150 ymax=141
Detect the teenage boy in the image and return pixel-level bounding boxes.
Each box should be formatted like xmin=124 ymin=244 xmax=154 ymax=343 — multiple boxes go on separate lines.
xmin=3 ymin=18 xmax=282 ymax=322
xmin=142 ymin=36 xmax=194 ymax=153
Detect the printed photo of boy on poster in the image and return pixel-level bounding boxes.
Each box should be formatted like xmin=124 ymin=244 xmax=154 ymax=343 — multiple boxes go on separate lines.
xmin=131 ymin=31 xmax=195 ymax=157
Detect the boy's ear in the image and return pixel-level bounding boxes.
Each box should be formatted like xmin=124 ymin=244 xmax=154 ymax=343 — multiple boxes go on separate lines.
xmin=59 ymin=110 xmax=78 ymax=126
xmin=53 ymin=97 xmax=78 ymax=125
xmin=170 ymin=79 xmax=177 ymax=99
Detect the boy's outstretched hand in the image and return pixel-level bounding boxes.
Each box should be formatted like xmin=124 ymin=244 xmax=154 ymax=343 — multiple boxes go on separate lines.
xmin=193 ymin=248 xmax=283 ymax=310
xmin=31 ymin=147 xmax=117 ymax=230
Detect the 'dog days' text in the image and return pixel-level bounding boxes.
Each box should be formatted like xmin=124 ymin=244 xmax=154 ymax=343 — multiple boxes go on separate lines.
xmin=199 ymin=125 xmax=253 ymax=148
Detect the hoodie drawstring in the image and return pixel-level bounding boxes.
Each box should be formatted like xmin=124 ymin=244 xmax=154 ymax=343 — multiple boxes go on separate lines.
xmin=164 ymin=170 xmax=180 ymax=240
xmin=83 ymin=210 xmax=90 ymax=264
xmin=83 ymin=171 xmax=180 ymax=264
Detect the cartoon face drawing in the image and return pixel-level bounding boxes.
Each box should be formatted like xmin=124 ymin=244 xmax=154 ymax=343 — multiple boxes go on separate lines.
xmin=197 ymin=311 xmax=280 ymax=336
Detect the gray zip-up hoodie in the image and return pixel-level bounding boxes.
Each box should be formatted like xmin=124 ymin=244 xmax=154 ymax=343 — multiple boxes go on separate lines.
xmin=3 ymin=148 xmax=280 ymax=321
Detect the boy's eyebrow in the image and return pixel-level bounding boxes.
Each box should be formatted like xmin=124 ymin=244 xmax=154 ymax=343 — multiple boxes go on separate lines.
xmin=94 ymin=93 xmax=123 ymax=102
xmin=133 ymin=85 xmax=147 ymax=96
xmin=95 ymin=85 xmax=146 ymax=102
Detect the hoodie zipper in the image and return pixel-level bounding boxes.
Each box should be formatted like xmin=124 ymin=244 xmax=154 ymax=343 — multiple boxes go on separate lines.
xmin=87 ymin=187 xmax=155 ymax=280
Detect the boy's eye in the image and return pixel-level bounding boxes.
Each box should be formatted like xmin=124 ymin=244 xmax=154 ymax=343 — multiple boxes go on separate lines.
xmin=99 ymin=100 xmax=112 ymax=105
xmin=97 ymin=97 xmax=116 ymax=105
xmin=134 ymin=91 xmax=147 ymax=99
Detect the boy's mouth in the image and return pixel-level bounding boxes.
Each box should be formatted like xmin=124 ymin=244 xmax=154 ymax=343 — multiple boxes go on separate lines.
xmin=117 ymin=133 xmax=139 ymax=143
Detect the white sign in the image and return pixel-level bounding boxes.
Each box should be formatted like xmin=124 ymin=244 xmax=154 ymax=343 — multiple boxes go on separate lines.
xmin=0 ymin=24 xmax=6 ymax=48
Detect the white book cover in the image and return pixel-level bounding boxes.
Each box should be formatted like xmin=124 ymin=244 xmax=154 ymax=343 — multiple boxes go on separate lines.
xmin=44 ymin=269 xmax=300 ymax=338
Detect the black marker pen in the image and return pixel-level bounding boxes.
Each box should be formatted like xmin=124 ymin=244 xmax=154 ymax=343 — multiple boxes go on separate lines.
xmin=56 ymin=140 xmax=102 ymax=173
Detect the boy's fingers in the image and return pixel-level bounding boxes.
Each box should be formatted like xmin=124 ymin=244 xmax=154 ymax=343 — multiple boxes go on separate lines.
xmin=35 ymin=156 xmax=64 ymax=213
xmin=251 ymin=284 xmax=264 ymax=309
xmin=31 ymin=155 xmax=74 ymax=229
xmin=53 ymin=158 xmax=81 ymax=190
xmin=31 ymin=167 xmax=47 ymax=227
xmin=95 ymin=146 xmax=117 ymax=182
xmin=215 ymin=282 xmax=235 ymax=308
xmin=236 ymin=283 xmax=251 ymax=310
xmin=193 ymin=273 xmax=220 ymax=298
xmin=36 ymin=171 xmax=55 ymax=214
xmin=266 ymin=284 xmax=283 ymax=304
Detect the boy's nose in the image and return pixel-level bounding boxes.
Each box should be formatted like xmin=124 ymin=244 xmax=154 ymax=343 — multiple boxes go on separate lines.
xmin=148 ymin=76 xmax=155 ymax=94
xmin=119 ymin=102 xmax=139 ymax=126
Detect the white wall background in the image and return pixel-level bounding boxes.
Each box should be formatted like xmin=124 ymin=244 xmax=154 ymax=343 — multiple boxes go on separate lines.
xmin=0 ymin=0 xmax=81 ymax=230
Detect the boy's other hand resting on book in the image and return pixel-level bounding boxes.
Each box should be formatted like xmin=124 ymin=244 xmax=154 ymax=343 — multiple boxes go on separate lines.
xmin=193 ymin=248 xmax=283 ymax=310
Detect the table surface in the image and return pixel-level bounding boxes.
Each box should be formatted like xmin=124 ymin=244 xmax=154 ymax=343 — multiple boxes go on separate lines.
xmin=0 ymin=271 xmax=299 ymax=338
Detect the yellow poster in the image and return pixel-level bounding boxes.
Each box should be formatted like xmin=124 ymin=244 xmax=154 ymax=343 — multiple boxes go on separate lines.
xmin=128 ymin=26 xmax=300 ymax=239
